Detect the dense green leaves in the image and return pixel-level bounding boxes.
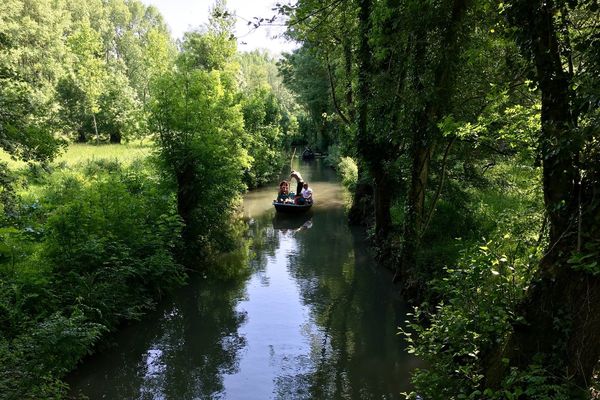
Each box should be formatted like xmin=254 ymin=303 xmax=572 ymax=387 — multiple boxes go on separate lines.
xmin=280 ymin=0 xmax=600 ymax=397
xmin=1 ymin=0 xmax=174 ymax=145
xmin=0 ymin=162 xmax=185 ymax=398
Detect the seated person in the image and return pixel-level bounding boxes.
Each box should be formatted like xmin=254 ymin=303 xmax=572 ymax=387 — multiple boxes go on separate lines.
xmin=276 ymin=181 xmax=291 ymax=203
xmin=298 ymin=182 xmax=313 ymax=205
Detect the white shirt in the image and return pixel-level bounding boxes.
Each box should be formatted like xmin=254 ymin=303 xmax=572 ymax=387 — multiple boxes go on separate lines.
xmin=301 ymin=187 xmax=313 ymax=199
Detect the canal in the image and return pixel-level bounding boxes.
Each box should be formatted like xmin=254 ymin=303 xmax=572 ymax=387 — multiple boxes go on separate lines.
xmin=68 ymin=159 xmax=418 ymax=399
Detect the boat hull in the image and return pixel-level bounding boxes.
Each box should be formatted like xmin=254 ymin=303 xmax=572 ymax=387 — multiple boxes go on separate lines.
xmin=273 ymin=201 xmax=313 ymax=213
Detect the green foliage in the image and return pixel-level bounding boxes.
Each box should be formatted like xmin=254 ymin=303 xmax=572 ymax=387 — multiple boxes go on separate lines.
xmin=0 ymin=309 xmax=104 ymax=400
xmin=179 ymin=0 xmax=237 ymax=72
xmin=0 ymin=0 xmax=65 ymax=165
xmin=42 ymin=165 xmax=185 ymax=321
xmin=240 ymin=87 xmax=285 ymax=188
xmin=237 ymin=50 xmax=301 ymax=186
xmin=66 ymin=19 xmax=105 ymax=117
xmin=338 ymin=156 xmax=358 ymax=192
xmin=0 ymin=162 xmax=185 ymax=397
xmin=96 ymin=71 xmax=147 ymax=142
xmin=151 ymin=23 xmax=251 ymax=260
xmin=403 ymin=233 xmax=546 ymax=399
xmin=2 ymin=0 xmax=174 ymax=144
xmin=278 ymin=46 xmax=335 ymax=150
xmin=323 ymin=143 xmax=342 ymax=168
xmin=401 ymin=162 xmax=552 ymax=399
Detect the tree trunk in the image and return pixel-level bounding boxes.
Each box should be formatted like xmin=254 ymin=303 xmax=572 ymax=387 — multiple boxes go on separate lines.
xmin=176 ymin=162 xmax=197 ymax=244
xmin=348 ymin=165 xmax=374 ymax=226
xmin=343 ymin=37 xmax=355 ymax=122
xmin=76 ymin=129 xmax=87 ymax=143
xmin=486 ymin=1 xmax=600 ymax=392
xmin=397 ymin=0 xmax=468 ymax=281
xmin=373 ymin=168 xmax=393 ymax=239
xmin=397 ymin=138 xmax=433 ymax=281
xmin=92 ymin=113 xmax=99 ymax=145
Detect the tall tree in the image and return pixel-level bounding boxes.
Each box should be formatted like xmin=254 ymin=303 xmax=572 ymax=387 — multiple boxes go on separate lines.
xmin=0 ymin=0 xmax=66 ymax=160
xmin=485 ymin=0 xmax=600 ymax=393
xmin=151 ymin=2 xmax=250 ymax=261
xmin=397 ymin=0 xmax=471 ymax=278
xmin=63 ymin=19 xmax=107 ymax=143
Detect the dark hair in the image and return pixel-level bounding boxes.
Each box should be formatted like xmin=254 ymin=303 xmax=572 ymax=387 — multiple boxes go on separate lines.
xmin=279 ymin=180 xmax=288 ymax=187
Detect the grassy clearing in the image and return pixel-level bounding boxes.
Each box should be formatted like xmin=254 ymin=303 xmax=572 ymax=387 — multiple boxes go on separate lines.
xmin=56 ymin=142 xmax=153 ymax=166
xmin=0 ymin=142 xmax=154 ymax=170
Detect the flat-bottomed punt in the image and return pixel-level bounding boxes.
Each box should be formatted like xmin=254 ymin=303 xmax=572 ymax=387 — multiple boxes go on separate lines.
xmin=273 ymin=201 xmax=313 ymax=213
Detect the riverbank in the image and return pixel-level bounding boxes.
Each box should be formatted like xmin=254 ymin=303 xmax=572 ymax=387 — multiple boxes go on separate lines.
xmin=0 ymin=143 xmax=254 ymax=399
xmin=0 ymin=156 xmax=183 ymax=399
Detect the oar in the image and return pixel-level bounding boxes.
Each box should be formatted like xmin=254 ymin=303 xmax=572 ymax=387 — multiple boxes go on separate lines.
xmin=290 ymin=147 xmax=296 ymax=172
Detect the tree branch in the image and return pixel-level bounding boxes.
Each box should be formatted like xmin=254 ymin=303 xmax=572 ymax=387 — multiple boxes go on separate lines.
xmin=420 ymin=137 xmax=455 ymax=239
xmin=326 ymin=55 xmax=351 ymax=125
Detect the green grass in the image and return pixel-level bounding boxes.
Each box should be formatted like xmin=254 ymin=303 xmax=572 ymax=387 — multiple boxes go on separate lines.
xmin=0 ymin=142 xmax=154 ymax=169
xmin=57 ymin=142 xmax=153 ymax=166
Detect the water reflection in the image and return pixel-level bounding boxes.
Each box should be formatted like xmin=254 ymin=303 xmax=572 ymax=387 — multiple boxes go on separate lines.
xmin=68 ymin=160 xmax=418 ymax=399
xmin=68 ymin=278 xmax=248 ymax=399
xmin=272 ymin=213 xmax=313 ymax=231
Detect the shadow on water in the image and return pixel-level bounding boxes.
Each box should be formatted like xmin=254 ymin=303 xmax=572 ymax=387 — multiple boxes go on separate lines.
xmin=68 ymin=159 xmax=419 ymax=399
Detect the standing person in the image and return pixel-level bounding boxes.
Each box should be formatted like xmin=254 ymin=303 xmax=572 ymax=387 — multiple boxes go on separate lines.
xmin=290 ymin=170 xmax=304 ymax=199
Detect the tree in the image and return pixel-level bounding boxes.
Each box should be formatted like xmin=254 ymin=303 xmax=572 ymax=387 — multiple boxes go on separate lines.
xmin=279 ymin=46 xmax=333 ymax=149
xmin=0 ymin=0 xmax=66 ymax=162
xmin=64 ymin=19 xmax=107 ymax=143
xmin=395 ymin=0 xmax=472 ymax=278
xmin=485 ymin=0 xmax=600 ymax=394
xmin=151 ymin=3 xmax=250 ymax=262
xmin=96 ymin=71 xmax=145 ymax=143
xmin=240 ymin=87 xmax=284 ymax=188
xmin=0 ymin=0 xmax=64 ymax=212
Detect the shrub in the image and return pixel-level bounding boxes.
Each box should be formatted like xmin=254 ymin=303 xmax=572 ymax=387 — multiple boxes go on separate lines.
xmin=0 ymin=163 xmax=186 ymax=397
xmin=324 ymin=143 xmax=342 ymax=168
xmin=43 ymin=165 xmax=185 ymax=325
xmin=338 ymin=156 xmax=358 ymax=192
xmin=402 ymin=234 xmax=554 ymax=399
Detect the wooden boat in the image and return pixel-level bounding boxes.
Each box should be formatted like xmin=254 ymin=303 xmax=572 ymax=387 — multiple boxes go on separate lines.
xmin=273 ymin=201 xmax=313 ymax=213
xmin=301 ymin=147 xmax=315 ymax=160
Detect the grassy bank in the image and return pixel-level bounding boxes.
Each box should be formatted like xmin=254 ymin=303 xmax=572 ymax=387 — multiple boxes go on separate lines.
xmin=0 ymin=142 xmax=153 ymax=170
xmin=0 ymin=145 xmax=184 ymax=399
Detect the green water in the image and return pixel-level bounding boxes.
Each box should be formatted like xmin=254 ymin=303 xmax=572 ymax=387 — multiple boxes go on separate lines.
xmin=68 ymin=160 xmax=419 ymax=399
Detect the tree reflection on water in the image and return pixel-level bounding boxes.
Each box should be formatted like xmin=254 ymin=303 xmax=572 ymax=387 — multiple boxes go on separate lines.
xmin=68 ymin=160 xmax=418 ymax=400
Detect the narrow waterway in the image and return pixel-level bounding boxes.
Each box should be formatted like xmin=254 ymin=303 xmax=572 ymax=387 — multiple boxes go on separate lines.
xmin=68 ymin=160 xmax=419 ymax=399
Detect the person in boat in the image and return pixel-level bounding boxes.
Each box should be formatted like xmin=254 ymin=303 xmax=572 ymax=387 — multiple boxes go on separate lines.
xmin=298 ymin=182 xmax=313 ymax=204
xmin=276 ymin=180 xmax=292 ymax=203
xmin=290 ymin=170 xmax=304 ymax=201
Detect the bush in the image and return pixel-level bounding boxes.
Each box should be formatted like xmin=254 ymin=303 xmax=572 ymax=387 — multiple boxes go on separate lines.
xmin=402 ymin=232 xmax=555 ymax=399
xmin=43 ymin=165 xmax=185 ymax=324
xmin=401 ymin=162 xmax=551 ymax=399
xmin=0 ymin=309 xmax=105 ymax=400
xmin=338 ymin=156 xmax=358 ymax=192
xmin=0 ymin=163 xmax=186 ymax=397
xmin=324 ymin=144 xmax=342 ymax=168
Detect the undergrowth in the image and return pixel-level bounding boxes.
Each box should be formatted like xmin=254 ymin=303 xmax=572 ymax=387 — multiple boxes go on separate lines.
xmin=0 ymin=160 xmax=184 ymax=399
